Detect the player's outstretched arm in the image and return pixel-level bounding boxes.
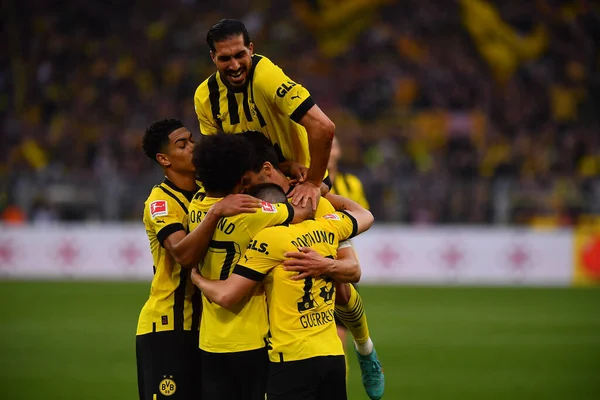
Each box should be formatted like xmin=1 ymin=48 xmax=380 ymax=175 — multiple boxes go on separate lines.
xmin=283 ymin=245 xmax=361 ymax=283
xmin=164 ymin=194 xmax=261 ymax=268
xmin=324 ymin=192 xmax=374 ymax=235
xmin=289 ymin=105 xmax=335 ymax=209
xmin=190 ymin=268 xmax=257 ymax=310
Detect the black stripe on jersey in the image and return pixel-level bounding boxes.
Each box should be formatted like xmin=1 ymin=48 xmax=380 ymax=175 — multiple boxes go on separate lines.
xmin=163 ymin=178 xmax=198 ymax=202
xmin=242 ymin=90 xmax=253 ymax=121
xmin=157 ymin=185 xmax=189 ymax=214
xmin=173 ymin=267 xmax=188 ymax=331
xmin=233 ymin=264 xmax=266 ymax=281
xmin=191 ymin=287 xmax=201 ymax=331
xmin=340 ymin=210 xmax=359 ymax=239
xmin=208 ymin=74 xmax=223 ymax=130
xmin=249 ymin=55 xmax=266 ymax=127
xmin=282 ymin=202 xmax=294 ymax=226
xmin=323 ymin=175 xmax=333 ymax=191
xmin=290 ymin=97 xmax=315 ymax=123
xmin=193 ymin=191 xmax=205 ymax=201
xmin=226 ymin=89 xmax=240 ymax=125
xmin=339 ymin=173 xmax=351 ymax=195
xmin=157 ymin=223 xmax=185 ymax=247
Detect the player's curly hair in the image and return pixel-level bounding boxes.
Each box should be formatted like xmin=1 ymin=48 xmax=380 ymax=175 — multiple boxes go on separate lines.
xmin=240 ymin=131 xmax=280 ymax=172
xmin=142 ymin=119 xmax=184 ymax=163
xmin=206 ymin=19 xmax=251 ymax=53
xmin=247 ymin=183 xmax=287 ymax=204
xmin=193 ymin=133 xmax=256 ymax=194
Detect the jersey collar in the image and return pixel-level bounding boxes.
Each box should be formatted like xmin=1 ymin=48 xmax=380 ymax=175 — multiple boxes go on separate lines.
xmin=162 ymin=177 xmax=198 ymax=202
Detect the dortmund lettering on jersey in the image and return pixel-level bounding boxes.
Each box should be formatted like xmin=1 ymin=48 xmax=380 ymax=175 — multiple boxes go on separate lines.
xmin=234 ymin=211 xmax=358 ymax=362
xmin=137 ymin=179 xmax=202 ymax=336
xmin=194 ymin=55 xmax=314 ymax=168
xmin=188 ymin=195 xmax=293 ymax=353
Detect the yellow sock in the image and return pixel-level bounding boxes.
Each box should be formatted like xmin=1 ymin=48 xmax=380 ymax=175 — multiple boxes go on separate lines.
xmin=334 ymin=284 xmax=370 ymax=345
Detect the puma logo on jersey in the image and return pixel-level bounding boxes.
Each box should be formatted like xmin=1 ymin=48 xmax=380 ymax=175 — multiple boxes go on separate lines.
xmin=150 ymin=200 xmax=168 ymax=218
xmin=291 ymin=92 xmax=301 ymax=100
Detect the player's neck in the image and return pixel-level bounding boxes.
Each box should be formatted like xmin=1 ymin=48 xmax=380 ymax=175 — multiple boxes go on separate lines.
xmin=164 ymin=171 xmax=197 ymax=192
xmin=204 ymin=190 xmax=227 ymax=198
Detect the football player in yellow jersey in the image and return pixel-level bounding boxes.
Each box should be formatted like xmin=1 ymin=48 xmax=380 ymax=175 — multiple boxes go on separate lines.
xmin=328 ymin=136 xmax=370 ymax=209
xmin=194 ymin=19 xmax=335 ymax=210
xmin=187 ymin=133 xmax=312 ymax=400
xmin=137 ymin=119 xmax=261 ymax=400
xmin=191 ymin=184 xmax=374 ymax=400
xmin=242 ymin=132 xmax=384 ymax=399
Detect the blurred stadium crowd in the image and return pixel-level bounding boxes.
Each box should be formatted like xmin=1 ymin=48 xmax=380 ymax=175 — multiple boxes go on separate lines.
xmin=1 ymin=0 xmax=599 ymax=226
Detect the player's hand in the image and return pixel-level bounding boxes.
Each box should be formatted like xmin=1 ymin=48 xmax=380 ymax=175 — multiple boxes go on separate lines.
xmin=288 ymin=181 xmax=320 ymax=210
xmin=213 ymin=194 xmax=262 ymax=217
xmin=281 ymin=161 xmax=308 ymax=185
xmin=190 ymin=267 xmax=205 ymax=289
xmin=283 ymin=247 xmax=334 ymax=280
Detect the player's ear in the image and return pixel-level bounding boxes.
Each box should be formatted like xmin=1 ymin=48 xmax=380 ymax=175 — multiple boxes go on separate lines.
xmin=262 ymin=162 xmax=273 ymax=176
xmin=248 ymin=42 xmax=254 ymax=55
xmin=209 ymin=51 xmax=216 ymax=64
xmin=156 ymin=153 xmax=171 ymax=168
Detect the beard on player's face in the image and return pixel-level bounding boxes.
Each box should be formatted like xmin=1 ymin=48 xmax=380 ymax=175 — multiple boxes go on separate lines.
xmin=213 ymin=36 xmax=253 ymax=89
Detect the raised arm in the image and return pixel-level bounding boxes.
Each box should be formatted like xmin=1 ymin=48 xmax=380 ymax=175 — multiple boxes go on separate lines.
xmin=289 ymin=105 xmax=335 ymax=209
xmin=324 ymin=192 xmax=374 ymax=235
xmin=165 ymin=194 xmax=261 ymax=268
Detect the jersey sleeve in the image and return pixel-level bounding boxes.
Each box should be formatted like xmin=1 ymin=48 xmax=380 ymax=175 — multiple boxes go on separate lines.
xmin=255 ymin=57 xmax=315 ymax=123
xmin=233 ymin=228 xmax=284 ymax=281
xmin=144 ymin=193 xmax=187 ymax=247
xmin=245 ymin=201 xmax=294 ymax=237
xmin=194 ymin=84 xmax=219 ymax=135
xmin=319 ymin=211 xmax=359 ymax=242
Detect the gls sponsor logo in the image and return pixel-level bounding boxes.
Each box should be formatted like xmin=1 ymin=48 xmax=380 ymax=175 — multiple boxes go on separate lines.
xmin=276 ymin=81 xmax=297 ymax=98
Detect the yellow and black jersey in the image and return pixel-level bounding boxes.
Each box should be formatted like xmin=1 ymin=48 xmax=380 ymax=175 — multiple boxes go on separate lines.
xmin=137 ymin=178 xmax=202 ymax=336
xmin=235 ymin=211 xmax=358 ymax=362
xmin=194 ymin=54 xmax=314 ymax=168
xmin=330 ymin=172 xmax=369 ymax=210
xmin=188 ymin=196 xmax=294 ymax=353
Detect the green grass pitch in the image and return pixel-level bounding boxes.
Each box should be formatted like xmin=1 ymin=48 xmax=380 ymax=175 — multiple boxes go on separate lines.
xmin=0 ymin=281 xmax=599 ymax=399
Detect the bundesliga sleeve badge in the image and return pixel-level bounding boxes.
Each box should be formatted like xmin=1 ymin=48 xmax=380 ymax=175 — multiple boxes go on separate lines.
xmin=150 ymin=200 xmax=168 ymax=218
xmin=261 ymin=201 xmax=277 ymax=213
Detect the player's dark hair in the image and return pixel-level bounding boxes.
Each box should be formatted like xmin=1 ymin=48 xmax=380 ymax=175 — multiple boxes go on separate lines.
xmin=193 ymin=133 xmax=256 ymax=194
xmin=240 ymin=131 xmax=280 ymax=171
xmin=206 ymin=19 xmax=251 ymax=53
xmin=247 ymin=183 xmax=287 ymax=204
xmin=142 ymin=119 xmax=184 ymax=163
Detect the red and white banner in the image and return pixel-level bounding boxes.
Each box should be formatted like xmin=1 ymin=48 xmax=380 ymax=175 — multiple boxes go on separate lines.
xmin=0 ymin=224 xmax=574 ymax=285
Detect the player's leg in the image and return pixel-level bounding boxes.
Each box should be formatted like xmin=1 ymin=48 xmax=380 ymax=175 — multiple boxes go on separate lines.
xmin=231 ymin=347 xmax=269 ymax=400
xmin=200 ymin=350 xmax=238 ymax=400
xmin=136 ymin=335 xmax=148 ymax=400
xmin=334 ymin=283 xmax=384 ymax=400
xmin=266 ymin=359 xmax=318 ymax=400
xmin=316 ymin=355 xmax=347 ymax=400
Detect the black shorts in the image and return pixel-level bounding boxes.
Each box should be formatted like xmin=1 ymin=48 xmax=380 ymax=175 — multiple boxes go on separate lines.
xmin=335 ymin=283 xmax=359 ymax=328
xmin=267 ymin=355 xmax=346 ymax=400
xmin=136 ymin=330 xmax=201 ymax=400
xmin=200 ymin=347 xmax=269 ymax=400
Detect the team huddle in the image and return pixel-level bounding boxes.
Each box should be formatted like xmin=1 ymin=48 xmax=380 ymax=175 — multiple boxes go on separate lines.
xmin=136 ymin=19 xmax=384 ymax=400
